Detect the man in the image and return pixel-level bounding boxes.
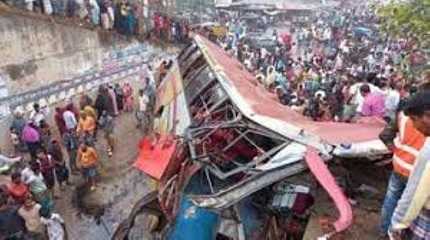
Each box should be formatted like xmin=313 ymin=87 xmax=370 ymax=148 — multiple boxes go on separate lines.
xmin=366 ymin=51 xmax=376 ymax=72
xmin=275 ymin=86 xmax=290 ymax=105
xmin=264 ymin=66 xmax=277 ymax=90
xmin=339 ymin=38 xmax=349 ymax=55
xmin=22 ymin=161 xmax=53 ymax=217
xmin=10 ymin=109 xmax=26 ymax=139
xmin=21 ymin=122 xmax=41 ymax=160
xmin=387 ymin=90 xmax=430 ymax=239
xmin=63 ymin=129 xmax=80 ymax=173
xmin=145 ymin=77 xmax=156 ymax=114
xmin=95 ymin=86 xmax=114 ymax=118
xmin=360 ymin=84 xmax=386 ymax=118
xmin=79 ymin=94 xmax=93 ymax=110
xmin=7 ymin=172 xmax=29 ymax=205
xmin=98 ymin=110 xmax=115 ymax=157
xmin=305 ymin=93 xmax=323 ymax=121
xmin=136 ymin=89 xmax=149 ymax=130
xmin=18 ymin=198 xmax=46 ymax=239
xmin=51 ymin=0 xmax=66 ymax=16
xmin=63 ymin=105 xmax=78 ymax=132
xmin=25 ymin=0 xmax=36 ymax=11
xmin=77 ymin=143 xmax=99 ymax=191
xmin=0 ymin=192 xmax=25 ymax=239
xmin=378 ymin=90 xmax=420 ymax=235
xmin=383 ymin=82 xmax=401 ymax=122
xmin=29 ymin=103 xmax=48 ymax=127
xmin=54 ymin=107 xmax=67 ymax=136
xmin=48 ymin=140 xmax=70 ymax=188
xmin=37 ymin=150 xmax=56 ymax=194
xmin=145 ymin=66 xmax=156 ymax=95
xmin=77 ymin=112 xmax=96 ymax=144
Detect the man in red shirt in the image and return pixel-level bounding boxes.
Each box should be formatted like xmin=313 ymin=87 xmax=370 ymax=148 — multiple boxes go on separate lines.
xmin=7 ymin=172 xmax=29 ymax=204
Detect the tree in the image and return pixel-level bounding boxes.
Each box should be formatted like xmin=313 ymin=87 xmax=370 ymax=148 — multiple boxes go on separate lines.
xmin=377 ymin=0 xmax=430 ymax=47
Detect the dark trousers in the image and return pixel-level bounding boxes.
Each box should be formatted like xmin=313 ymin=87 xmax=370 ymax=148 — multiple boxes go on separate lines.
xmin=26 ymin=141 xmax=41 ymax=160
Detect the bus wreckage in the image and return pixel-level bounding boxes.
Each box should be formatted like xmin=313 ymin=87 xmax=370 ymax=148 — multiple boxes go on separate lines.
xmin=113 ymin=35 xmax=388 ymax=240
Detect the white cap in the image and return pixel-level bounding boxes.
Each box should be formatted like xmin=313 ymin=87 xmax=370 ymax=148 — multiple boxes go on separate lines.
xmin=13 ymin=107 xmax=24 ymax=116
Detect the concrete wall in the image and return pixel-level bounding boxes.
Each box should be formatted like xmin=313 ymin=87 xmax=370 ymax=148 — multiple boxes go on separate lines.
xmin=0 ymin=12 xmax=113 ymax=95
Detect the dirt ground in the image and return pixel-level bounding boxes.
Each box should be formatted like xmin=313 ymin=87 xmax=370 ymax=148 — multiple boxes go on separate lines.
xmin=53 ymin=110 xmax=155 ymax=240
xmin=303 ymin=159 xmax=390 ymax=240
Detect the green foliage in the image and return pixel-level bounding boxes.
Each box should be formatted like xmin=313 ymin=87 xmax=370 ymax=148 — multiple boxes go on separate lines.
xmin=377 ymin=0 xmax=430 ymax=45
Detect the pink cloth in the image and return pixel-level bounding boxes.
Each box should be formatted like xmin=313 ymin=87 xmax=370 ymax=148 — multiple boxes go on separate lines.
xmin=361 ymin=93 xmax=385 ymax=118
xmin=21 ymin=125 xmax=40 ymax=143
xmin=305 ymin=148 xmax=353 ymax=233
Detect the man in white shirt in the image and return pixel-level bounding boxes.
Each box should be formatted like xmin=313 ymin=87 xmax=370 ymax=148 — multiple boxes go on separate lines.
xmin=29 ymin=103 xmax=48 ymax=127
xmin=144 ymin=64 xmax=156 ymax=89
xmin=63 ymin=108 xmax=77 ymax=131
xmin=25 ymin=0 xmax=36 ymax=11
xmin=383 ymin=82 xmax=400 ymax=121
xmin=261 ymin=48 xmax=269 ymax=59
xmin=18 ymin=199 xmax=45 ymax=238
xmin=136 ymin=89 xmax=149 ymax=130
xmin=367 ymin=53 xmax=376 ymax=72
xmin=340 ymin=39 xmax=349 ymax=54
xmin=323 ymin=28 xmax=331 ymax=41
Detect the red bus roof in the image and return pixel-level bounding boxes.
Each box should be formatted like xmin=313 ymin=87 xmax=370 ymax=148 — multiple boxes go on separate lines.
xmin=194 ymin=35 xmax=385 ymax=145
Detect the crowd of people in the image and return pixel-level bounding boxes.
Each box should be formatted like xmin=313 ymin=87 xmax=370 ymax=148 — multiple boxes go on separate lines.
xmin=0 ymin=79 xmax=158 ymax=239
xmin=2 ymin=0 xmax=138 ymax=35
xmin=211 ymin=7 xmax=428 ymax=124
xmin=1 ymin=0 xmax=430 ymax=239
xmin=1 ymin=0 xmax=192 ymax=41
xmin=151 ymin=13 xmax=190 ymax=44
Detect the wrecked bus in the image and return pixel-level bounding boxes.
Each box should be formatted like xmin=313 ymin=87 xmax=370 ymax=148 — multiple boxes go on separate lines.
xmin=113 ymin=35 xmax=388 ymax=240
